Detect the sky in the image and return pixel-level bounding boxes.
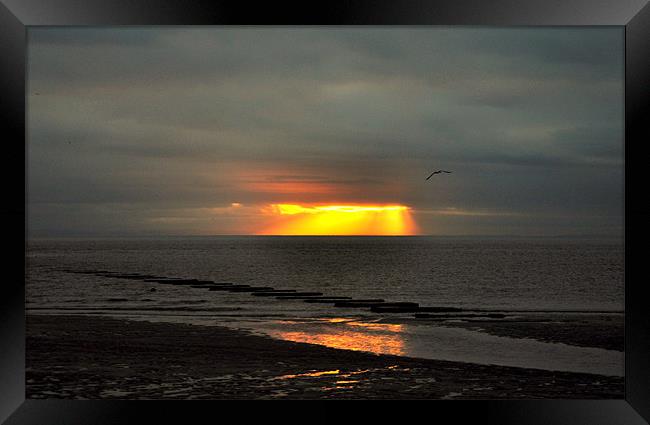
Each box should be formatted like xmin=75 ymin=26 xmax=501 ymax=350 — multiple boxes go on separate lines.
xmin=27 ymin=27 xmax=624 ymax=237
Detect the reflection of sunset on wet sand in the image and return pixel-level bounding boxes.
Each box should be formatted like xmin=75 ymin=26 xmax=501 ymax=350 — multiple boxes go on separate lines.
xmin=269 ymin=319 xmax=406 ymax=356
xmin=272 ymin=365 xmax=410 ymax=392
xmin=272 ymin=369 xmax=340 ymax=380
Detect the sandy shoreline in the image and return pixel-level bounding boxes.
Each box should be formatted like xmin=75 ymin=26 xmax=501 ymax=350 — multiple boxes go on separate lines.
xmin=435 ymin=313 xmax=623 ymax=352
xmin=26 ymin=314 xmax=623 ymax=399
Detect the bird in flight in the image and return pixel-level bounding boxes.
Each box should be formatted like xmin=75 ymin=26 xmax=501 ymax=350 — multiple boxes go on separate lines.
xmin=426 ymin=170 xmax=452 ymax=180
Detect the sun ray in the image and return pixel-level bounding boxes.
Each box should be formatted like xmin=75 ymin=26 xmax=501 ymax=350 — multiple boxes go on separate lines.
xmin=258 ymin=203 xmax=418 ymax=235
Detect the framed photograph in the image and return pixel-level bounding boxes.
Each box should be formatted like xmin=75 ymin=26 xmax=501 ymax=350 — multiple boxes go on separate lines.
xmin=2 ymin=0 xmax=649 ymax=423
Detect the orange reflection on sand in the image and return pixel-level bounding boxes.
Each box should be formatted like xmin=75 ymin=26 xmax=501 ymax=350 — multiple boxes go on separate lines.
xmin=321 ymin=318 xmax=404 ymax=333
xmin=273 ymin=369 xmax=341 ymax=380
xmin=258 ymin=203 xmax=418 ymax=236
xmin=324 ymin=318 xmax=352 ymax=323
xmin=344 ymin=321 xmax=404 ymax=333
xmin=273 ymin=326 xmax=406 ymax=356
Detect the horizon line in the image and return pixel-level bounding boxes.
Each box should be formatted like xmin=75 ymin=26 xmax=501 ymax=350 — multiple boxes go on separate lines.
xmin=27 ymin=233 xmax=624 ymax=240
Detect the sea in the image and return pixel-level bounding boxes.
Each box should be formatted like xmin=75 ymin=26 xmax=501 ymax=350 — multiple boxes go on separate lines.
xmin=26 ymin=236 xmax=625 ymax=377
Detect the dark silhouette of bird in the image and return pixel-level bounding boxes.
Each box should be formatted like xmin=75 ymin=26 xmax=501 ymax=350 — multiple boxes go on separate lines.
xmin=426 ymin=170 xmax=452 ymax=180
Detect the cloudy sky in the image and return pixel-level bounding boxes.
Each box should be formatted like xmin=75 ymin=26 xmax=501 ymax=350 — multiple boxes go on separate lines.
xmin=27 ymin=27 xmax=623 ymax=237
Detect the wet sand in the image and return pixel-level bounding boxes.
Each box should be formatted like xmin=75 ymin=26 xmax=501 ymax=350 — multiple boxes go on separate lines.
xmin=428 ymin=313 xmax=624 ymax=351
xmin=26 ymin=314 xmax=623 ymax=399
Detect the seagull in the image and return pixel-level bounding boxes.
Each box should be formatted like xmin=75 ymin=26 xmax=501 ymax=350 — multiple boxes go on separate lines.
xmin=426 ymin=170 xmax=452 ymax=180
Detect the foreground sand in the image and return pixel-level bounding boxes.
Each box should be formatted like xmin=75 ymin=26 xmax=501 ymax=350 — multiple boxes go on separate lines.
xmin=26 ymin=314 xmax=623 ymax=400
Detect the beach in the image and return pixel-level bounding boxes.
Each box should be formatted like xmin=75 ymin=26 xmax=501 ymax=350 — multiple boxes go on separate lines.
xmin=26 ymin=238 xmax=625 ymax=399
xmin=25 ymin=23 xmax=626 ymax=404
xmin=438 ymin=313 xmax=623 ymax=352
xmin=26 ymin=314 xmax=623 ymax=400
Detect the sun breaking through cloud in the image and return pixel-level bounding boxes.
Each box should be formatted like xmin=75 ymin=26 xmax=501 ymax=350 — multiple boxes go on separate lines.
xmin=257 ymin=204 xmax=418 ymax=236
xmin=27 ymin=28 xmax=623 ymax=237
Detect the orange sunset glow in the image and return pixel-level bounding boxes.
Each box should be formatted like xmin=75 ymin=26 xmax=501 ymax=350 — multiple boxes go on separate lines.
xmin=268 ymin=319 xmax=406 ymax=356
xmin=257 ymin=203 xmax=419 ymax=236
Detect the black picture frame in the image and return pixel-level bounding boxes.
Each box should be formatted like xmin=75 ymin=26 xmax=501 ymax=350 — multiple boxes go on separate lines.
xmin=2 ymin=0 xmax=649 ymax=423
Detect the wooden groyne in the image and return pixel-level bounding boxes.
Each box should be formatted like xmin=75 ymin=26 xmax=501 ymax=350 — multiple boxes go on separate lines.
xmin=64 ymin=270 xmax=509 ymax=321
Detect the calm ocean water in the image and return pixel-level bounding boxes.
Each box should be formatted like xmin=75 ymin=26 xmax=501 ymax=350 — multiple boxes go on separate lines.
xmin=26 ymin=236 xmax=625 ymax=376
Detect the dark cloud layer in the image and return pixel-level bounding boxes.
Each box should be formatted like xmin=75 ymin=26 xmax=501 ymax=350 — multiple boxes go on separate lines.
xmin=27 ymin=28 xmax=623 ymax=237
